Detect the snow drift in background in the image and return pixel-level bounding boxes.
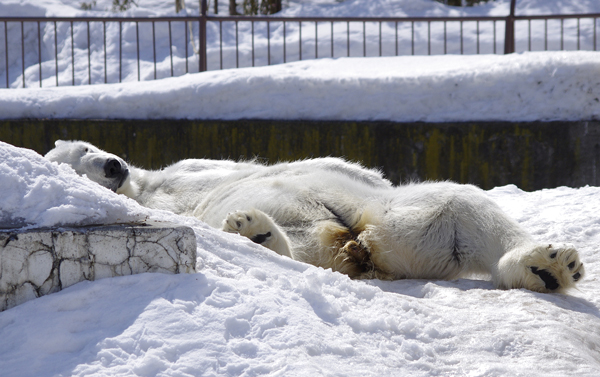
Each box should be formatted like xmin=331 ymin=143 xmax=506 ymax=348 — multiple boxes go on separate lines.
xmin=0 ymin=51 xmax=599 ymax=122
xmin=2 ymin=0 xmax=600 ymax=88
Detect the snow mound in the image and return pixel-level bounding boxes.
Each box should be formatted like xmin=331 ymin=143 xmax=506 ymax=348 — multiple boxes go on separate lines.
xmin=1 ymin=52 xmax=599 ymax=122
xmin=0 ymin=142 xmax=150 ymax=228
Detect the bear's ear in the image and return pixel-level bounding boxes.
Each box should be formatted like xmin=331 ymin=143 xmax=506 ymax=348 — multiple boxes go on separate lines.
xmin=54 ymin=140 xmax=66 ymax=147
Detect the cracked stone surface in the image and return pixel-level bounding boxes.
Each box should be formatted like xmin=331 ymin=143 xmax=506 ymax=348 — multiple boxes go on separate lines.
xmin=0 ymin=221 xmax=196 ymax=312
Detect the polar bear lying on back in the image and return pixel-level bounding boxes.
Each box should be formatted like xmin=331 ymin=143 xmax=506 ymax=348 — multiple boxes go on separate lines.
xmin=45 ymin=140 xmax=585 ymax=294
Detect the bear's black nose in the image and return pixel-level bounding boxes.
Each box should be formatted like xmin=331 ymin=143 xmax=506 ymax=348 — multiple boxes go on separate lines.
xmin=104 ymin=158 xmax=123 ymax=178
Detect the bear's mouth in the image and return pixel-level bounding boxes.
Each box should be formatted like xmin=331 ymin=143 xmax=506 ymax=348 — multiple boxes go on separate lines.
xmin=116 ymin=169 xmax=130 ymax=190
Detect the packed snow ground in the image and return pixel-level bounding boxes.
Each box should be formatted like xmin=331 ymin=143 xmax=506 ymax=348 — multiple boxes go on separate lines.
xmin=2 ymin=1 xmax=600 ymax=376
xmin=2 ymin=140 xmax=600 ymax=376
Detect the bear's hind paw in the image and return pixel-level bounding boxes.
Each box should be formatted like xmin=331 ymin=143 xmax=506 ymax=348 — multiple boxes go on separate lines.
xmin=525 ymin=244 xmax=584 ymax=293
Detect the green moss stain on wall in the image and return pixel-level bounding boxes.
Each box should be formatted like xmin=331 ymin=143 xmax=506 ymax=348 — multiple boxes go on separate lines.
xmin=474 ymin=127 xmax=490 ymax=189
xmin=448 ymin=134 xmax=457 ymax=180
xmin=460 ymin=130 xmax=473 ymax=184
xmin=424 ymin=128 xmax=443 ymax=181
xmin=514 ymin=126 xmax=532 ymax=191
xmin=0 ymin=121 xmax=45 ymax=153
xmin=301 ymin=127 xmax=321 ymax=159
xmin=337 ymin=123 xmax=374 ymax=166
xmin=1 ymin=119 xmax=597 ymax=191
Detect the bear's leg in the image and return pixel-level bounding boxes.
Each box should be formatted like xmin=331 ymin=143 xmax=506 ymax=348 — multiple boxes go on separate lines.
xmin=494 ymin=243 xmax=584 ymax=293
xmin=222 ymin=209 xmax=292 ymax=258
xmin=383 ymin=183 xmax=585 ymax=293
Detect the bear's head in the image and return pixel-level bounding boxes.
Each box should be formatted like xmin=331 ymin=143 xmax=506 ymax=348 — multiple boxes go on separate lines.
xmin=45 ymin=140 xmax=130 ymax=193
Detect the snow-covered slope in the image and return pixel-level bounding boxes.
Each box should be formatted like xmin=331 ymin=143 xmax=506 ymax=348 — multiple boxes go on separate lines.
xmin=1 ymin=140 xmax=600 ymax=376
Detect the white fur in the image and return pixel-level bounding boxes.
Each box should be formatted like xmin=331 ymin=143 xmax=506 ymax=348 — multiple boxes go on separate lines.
xmin=46 ymin=140 xmax=585 ymax=293
xmin=44 ymin=140 xmax=130 ymax=193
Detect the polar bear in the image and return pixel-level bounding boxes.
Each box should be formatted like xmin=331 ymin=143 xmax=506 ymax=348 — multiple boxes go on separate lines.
xmin=45 ymin=140 xmax=585 ymax=294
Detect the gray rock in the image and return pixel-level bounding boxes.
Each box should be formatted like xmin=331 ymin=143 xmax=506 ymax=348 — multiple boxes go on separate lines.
xmin=0 ymin=221 xmax=196 ymax=311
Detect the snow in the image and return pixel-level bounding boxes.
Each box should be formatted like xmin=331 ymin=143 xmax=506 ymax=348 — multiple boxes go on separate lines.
xmin=1 ymin=0 xmax=599 ymax=121
xmin=1 ymin=51 xmax=599 ymax=121
xmin=1 ymin=1 xmax=600 ymax=376
xmin=0 ymin=141 xmax=150 ymax=228
xmin=2 ymin=139 xmax=600 ymax=376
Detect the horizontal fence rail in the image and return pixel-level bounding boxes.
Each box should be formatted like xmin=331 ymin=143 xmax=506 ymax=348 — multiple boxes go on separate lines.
xmin=1 ymin=0 xmax=599 ymax=88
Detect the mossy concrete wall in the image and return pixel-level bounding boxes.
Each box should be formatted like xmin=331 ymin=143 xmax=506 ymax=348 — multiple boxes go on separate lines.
xmin=2 ymin=119 xmax=599 ymax=191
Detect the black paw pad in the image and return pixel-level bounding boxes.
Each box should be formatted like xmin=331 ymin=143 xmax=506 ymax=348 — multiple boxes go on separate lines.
xmin=251 ymin=232 xmax=271 ymax=244
xmin=530 ymin=267 xmax=560 ymax=290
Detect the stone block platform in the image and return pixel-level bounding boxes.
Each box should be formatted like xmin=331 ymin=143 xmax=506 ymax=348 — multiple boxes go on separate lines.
xmin=0 ymin=221 xmax=197 ymax=311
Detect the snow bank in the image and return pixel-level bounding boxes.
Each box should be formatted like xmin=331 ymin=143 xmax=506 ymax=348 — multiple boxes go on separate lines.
xmin=0 ymin=142 xmax=150 ymax=228
xmin=1 ymin=51 xmax=599 ymax=122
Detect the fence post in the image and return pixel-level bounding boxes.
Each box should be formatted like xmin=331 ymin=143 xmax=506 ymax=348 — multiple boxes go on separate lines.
xmin=200 ymin=0 xmax=208 ymax=71
xmin=504 ymin=0 xmax=516 ymax=54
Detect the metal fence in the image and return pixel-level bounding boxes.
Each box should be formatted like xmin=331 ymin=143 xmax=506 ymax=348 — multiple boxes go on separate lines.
xmin=1 ymin=0 xmax=599 ymax=88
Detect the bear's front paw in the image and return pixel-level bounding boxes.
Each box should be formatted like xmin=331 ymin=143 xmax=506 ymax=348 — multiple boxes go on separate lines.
xmin=526 ymin=244 xmax=584 ymax=293
xmin=222 ymin=209 xmax=274 ymax=245
xmin=222 ymin=209 xmax=292 ymax=258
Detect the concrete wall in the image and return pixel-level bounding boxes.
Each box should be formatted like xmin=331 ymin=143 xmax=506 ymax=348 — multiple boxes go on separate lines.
xmin=2 ymin=119 xmax=600 ymax=191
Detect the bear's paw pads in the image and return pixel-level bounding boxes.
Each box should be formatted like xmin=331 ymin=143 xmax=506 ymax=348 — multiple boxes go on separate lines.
xmin=222 ymin=209 xmax=274 ymax=245
xmin=527 ymin=244 xmax=584 ymax=293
